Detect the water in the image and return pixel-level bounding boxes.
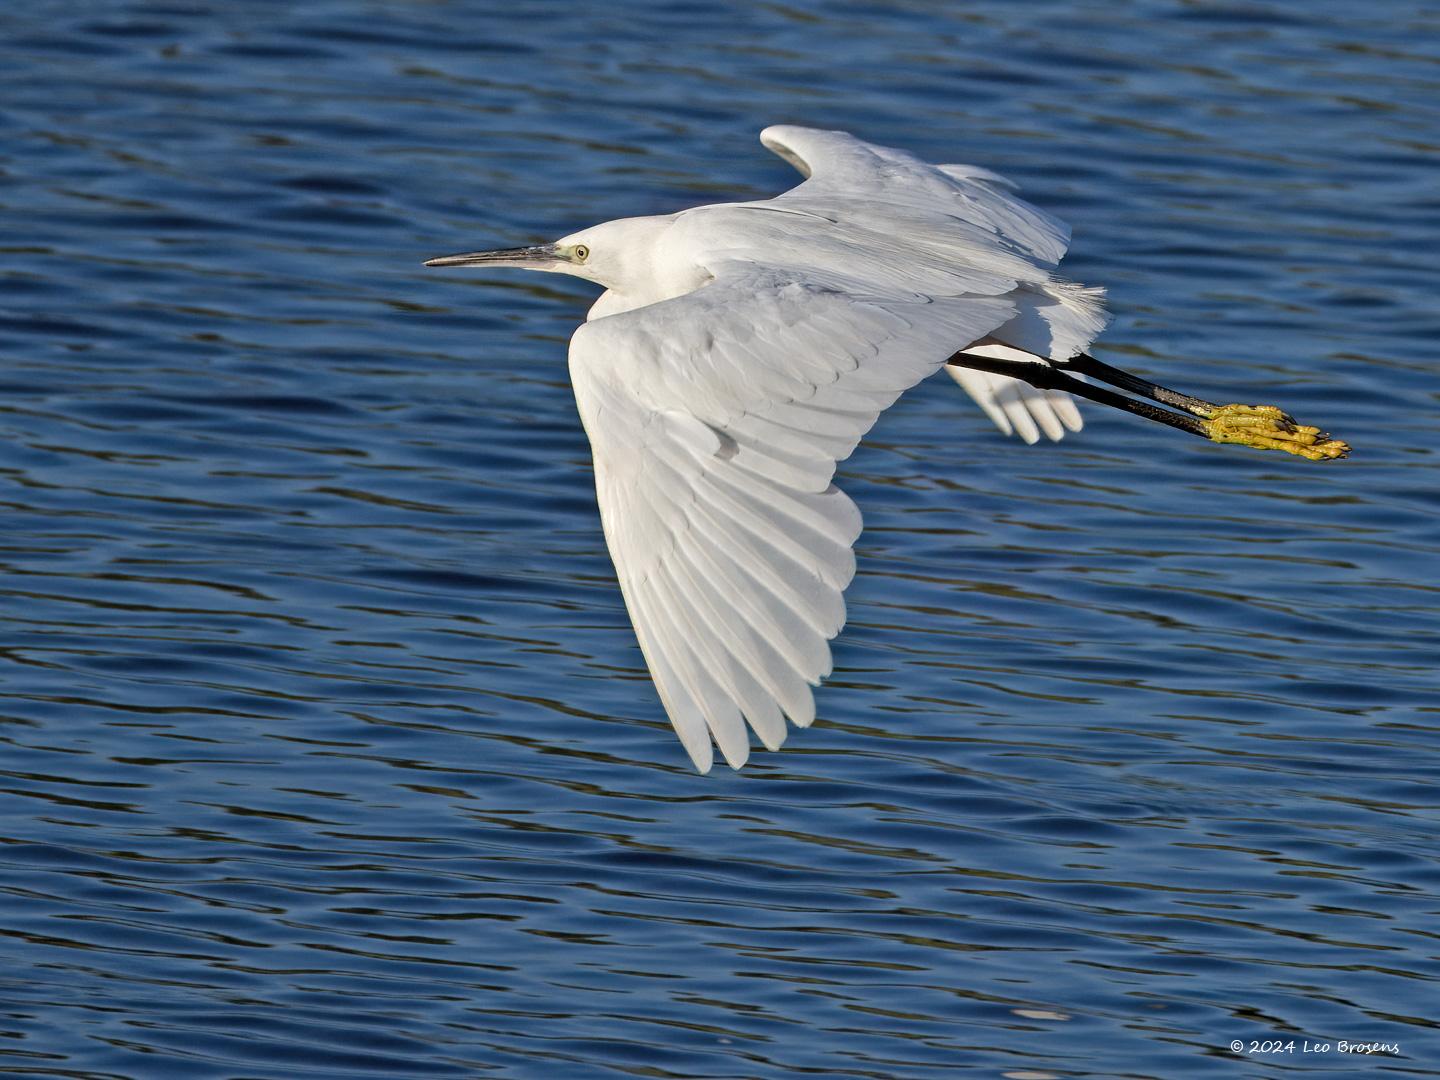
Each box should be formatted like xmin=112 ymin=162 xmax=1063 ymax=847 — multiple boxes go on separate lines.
xmin=2 ymin=1 xmax=1438 ymax=1076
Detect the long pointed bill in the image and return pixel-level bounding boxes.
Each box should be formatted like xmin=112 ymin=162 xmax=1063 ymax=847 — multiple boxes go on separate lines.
xmin=947 ymin=350 xmax=1350 ymax=461
xmin=423 ymin=244 xmax=560 ymax=268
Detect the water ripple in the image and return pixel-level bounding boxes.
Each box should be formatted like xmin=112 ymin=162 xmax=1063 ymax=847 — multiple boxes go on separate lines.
xmin=2 ymin=0 xmax=1439 ymax=1076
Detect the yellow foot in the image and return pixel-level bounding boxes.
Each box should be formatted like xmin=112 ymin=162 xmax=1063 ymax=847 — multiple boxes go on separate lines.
xmin=1202 ymin=403 xmax=1350 ymax=461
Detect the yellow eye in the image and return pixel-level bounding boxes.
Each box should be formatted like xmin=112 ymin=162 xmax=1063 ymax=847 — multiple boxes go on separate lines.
xmin=573 ymin=244 xmax=590 ymax=262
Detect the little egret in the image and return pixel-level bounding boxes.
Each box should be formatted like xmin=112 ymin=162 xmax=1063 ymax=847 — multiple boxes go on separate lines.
xmin=425 ymin=125 xmax=1347 ymax=773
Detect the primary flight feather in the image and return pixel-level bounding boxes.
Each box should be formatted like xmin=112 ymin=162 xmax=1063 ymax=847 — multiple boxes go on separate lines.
xmin=425 ymin=125 xmax=1347 ymax=772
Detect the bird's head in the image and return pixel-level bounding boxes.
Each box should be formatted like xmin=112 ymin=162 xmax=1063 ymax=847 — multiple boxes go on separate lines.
xmin=424 ymin=217 xmax=668 ymax=291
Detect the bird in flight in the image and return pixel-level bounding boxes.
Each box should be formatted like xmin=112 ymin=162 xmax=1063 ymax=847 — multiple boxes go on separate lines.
xmin=425 ymin=126 xmax=1348 ymax=773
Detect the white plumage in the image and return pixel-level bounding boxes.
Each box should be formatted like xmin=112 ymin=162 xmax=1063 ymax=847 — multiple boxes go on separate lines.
xmin=427 ymin=126 xmax=1112 ymax=771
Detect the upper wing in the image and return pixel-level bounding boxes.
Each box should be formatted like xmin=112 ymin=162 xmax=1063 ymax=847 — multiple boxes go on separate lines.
xmin=760 ymin=126 xmax=1104 ymax=440
xmin=570 ymin=264 xmax=1015 ymax=771
xmin=760 ymin=125 xmax=1072 ymax=269
xmin=945 ymin=345 xmax=1084 ymax=443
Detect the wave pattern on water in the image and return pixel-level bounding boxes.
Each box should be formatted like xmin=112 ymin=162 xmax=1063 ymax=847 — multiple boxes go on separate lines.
xmin=2 ymin=1 xmax=1439 ymax=1076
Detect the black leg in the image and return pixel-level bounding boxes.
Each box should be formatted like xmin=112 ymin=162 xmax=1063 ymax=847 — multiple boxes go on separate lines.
xmin=944 ymin=351 xmax=1213 ymax=440
xmin=1059 ymin=352 xmax=1222 ymax=417
xmin=944 ymin=348 xmax=1350 ymax=460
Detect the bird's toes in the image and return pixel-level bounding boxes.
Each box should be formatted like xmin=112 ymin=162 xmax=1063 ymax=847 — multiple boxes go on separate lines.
xmin=1202 ymin=403 xmax=1350 ymax=461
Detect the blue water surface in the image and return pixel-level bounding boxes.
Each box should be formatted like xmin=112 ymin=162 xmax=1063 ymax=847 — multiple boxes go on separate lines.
xmin=2 ymin=1 xmax=1439 ymax=1077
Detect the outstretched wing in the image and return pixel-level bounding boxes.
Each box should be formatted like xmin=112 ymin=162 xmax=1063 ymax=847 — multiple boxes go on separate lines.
xmin=761 ymin=125 xmax=1105 ymax=441
xmin=570 ymin=264 xmax=1015 ymax=771
xmin=760 ymin=124 xmax=1072 ymax=269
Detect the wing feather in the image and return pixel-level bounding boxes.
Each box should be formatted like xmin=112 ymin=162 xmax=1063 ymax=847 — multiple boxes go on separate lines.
xmin=571 ymin=265 xmax=1014 ymax=769
xmin=664 ymin=555 xmax=793 ymax=751
xmin=761 ymin=125 xmax=1072 ymax=269
xmin=631 ymin=576 xmax=747 ymax=767
xmin=626 ymin=585 xmax=713 ymax=773
xmin=758 ymin=126 xmax=1109 ymax=439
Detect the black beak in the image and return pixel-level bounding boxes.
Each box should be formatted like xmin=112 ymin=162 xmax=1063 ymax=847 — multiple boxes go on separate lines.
xmin=423 ymin=243 xmax=560 ymax=268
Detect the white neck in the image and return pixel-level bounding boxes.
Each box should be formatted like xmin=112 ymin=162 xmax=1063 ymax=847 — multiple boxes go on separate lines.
xmin=587 ymin=289 xmax=646 ymax=321
xmin=567 ymin=214 xmax=710 ymax=320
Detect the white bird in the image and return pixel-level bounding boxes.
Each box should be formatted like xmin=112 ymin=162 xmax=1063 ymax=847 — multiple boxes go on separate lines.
xmin=425 ymin=125 xmax=1347 ymax=773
